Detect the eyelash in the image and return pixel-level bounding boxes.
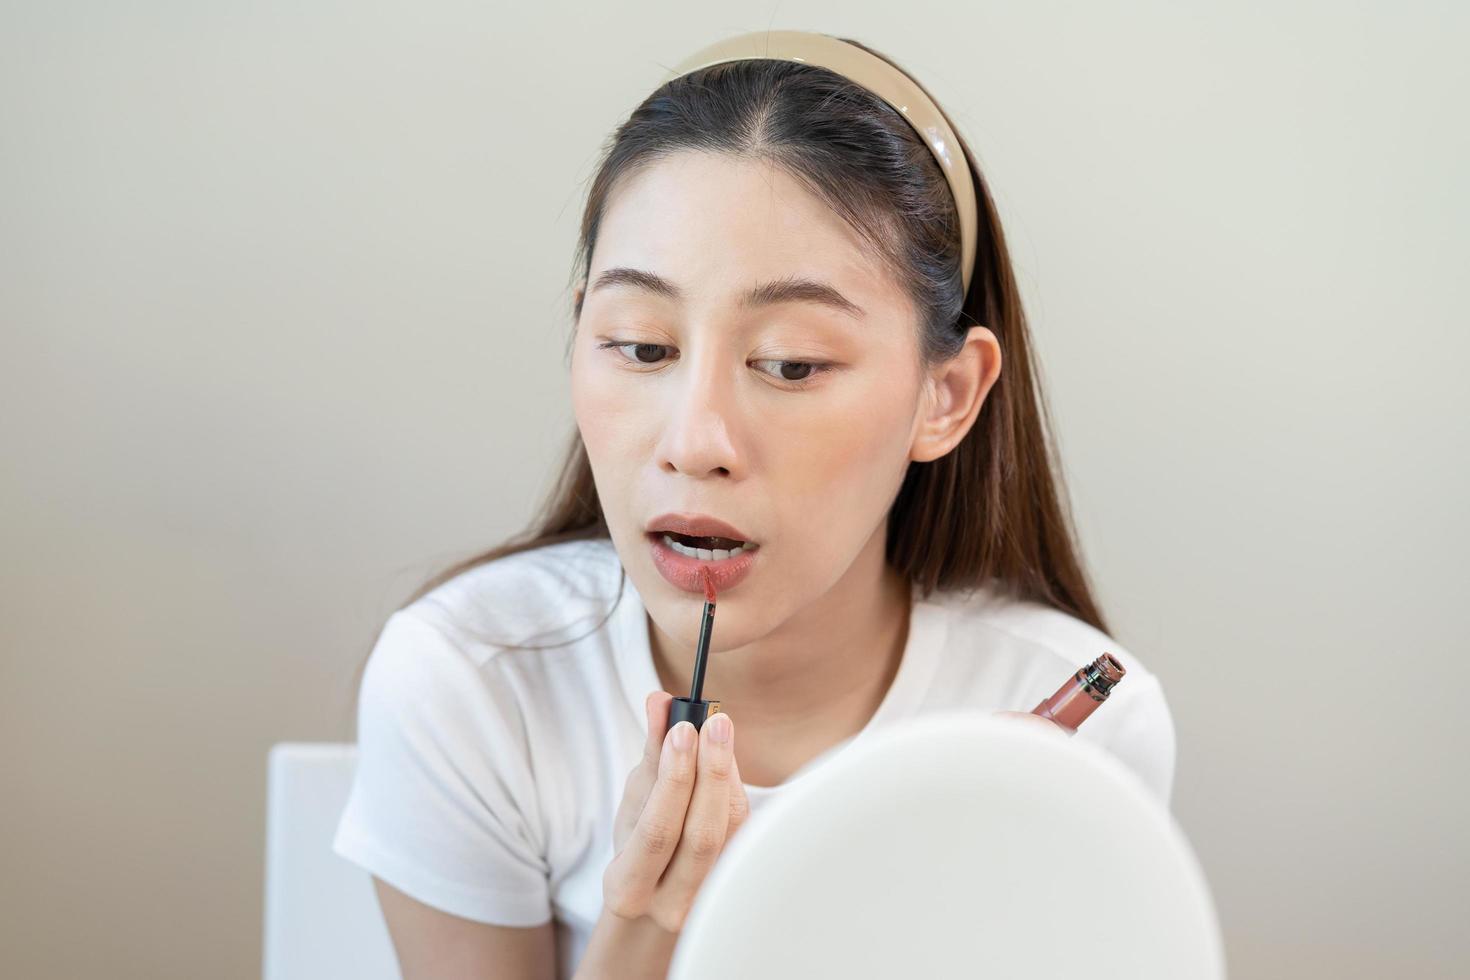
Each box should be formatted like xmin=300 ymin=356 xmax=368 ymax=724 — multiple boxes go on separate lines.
xmin=594 ymin=341 xmax=834 ymax=389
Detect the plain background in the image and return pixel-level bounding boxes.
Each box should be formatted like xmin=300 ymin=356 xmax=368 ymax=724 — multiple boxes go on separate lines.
xmin=3 ymin=1 xmax=1465 ymax=977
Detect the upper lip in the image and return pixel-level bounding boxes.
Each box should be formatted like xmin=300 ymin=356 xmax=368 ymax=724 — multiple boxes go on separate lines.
xmin=646 ymin=513 xmax=757 ymax=545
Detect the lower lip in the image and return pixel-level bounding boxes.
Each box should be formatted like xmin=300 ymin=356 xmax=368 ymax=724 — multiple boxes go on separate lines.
xmin=648 ymin=533 xmax=760 ymax=594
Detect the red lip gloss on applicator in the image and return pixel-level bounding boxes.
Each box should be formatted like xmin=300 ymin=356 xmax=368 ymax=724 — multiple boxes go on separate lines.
xmin=1030 ymin=653 xmax=1127 ymax=735
xmin=666 ymin=568 xmax=723 ymax=734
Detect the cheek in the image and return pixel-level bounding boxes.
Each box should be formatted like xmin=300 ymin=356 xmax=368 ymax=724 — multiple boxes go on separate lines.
xmin=776 ymin=369 xmax=915 ymax=465
xmin=571 ymin=361 xmax=639 ymax=538
xmin=766 ymin=376 xmax=918 ymax=520
xmin=571 ymin=350 xmax=635 ymax=457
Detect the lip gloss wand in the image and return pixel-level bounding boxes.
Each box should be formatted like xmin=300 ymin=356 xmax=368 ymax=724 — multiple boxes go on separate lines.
xmin=666 ymin=568 xmax=723 ymax=734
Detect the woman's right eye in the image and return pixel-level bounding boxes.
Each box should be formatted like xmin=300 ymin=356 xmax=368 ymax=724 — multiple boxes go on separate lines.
xmin=597 ymin=341 xmax=674 ymax=365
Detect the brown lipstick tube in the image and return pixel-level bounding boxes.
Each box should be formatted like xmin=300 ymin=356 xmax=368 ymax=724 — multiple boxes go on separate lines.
xmin=1030 ymin=653 xmax=1127 ymax=735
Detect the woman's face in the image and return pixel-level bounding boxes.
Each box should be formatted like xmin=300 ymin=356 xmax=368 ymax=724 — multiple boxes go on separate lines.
xmin=571 ymin=151 xmax=941 ymax=650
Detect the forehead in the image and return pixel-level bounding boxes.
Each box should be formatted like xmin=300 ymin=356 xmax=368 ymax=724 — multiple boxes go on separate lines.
xmin=591 ymin=151 xmax=901 ymax=310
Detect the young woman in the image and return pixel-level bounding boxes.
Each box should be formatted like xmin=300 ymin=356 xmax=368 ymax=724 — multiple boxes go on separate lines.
xmin=332 ymin=32 xmax=1177 ymax=980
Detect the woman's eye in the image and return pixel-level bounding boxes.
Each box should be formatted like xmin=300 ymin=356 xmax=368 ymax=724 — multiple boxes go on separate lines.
xmin=751 ymin=358 xmax=830 ymax=386
xmin=597 ymin=341 xmax=672 ymax=365
xmin=595 ymin=341 xmax=832 ymax=388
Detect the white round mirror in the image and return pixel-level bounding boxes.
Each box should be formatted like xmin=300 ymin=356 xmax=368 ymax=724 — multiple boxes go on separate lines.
xmin=668 ymin=712 xmax=1224 ymax=979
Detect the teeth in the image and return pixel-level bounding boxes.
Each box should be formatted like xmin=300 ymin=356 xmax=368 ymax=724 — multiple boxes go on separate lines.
xmin=663 ymin=533 xmax=746 ymax=560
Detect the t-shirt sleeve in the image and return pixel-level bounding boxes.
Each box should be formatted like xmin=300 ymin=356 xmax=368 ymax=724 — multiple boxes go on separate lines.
xmin=331 ymin=608 xmax=553 ymax=926
xmin=1089 ymin=670 xmax=1178 ymax=810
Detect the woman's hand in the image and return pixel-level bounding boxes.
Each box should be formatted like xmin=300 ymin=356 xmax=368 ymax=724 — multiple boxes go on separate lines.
xmin=602 ymin=690 xmax=752 ymax=934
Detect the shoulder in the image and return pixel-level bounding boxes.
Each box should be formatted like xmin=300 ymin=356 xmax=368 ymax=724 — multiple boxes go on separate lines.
xmin=398 ymin=536 xmax=627 ymax=668
xmin=931 ymin=582 xmax=1178 ymax=806
xmin=354 ymin=536 xmax=627 ymax=738
xmin=936 ymin=582 xmax=1161 ymax=687
xmin=353 ymin=538 xmax=626 ymax=761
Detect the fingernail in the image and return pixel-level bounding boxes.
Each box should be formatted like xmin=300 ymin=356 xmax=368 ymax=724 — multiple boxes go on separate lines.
xmin=707 ymin=713 xmax=731 ymax=744
xmin=673 ymin=721 xmax=694 ymax=751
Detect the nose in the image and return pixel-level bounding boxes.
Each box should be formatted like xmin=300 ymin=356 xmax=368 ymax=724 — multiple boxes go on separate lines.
xmin=654 ymin=342 xmax=743 ymax=479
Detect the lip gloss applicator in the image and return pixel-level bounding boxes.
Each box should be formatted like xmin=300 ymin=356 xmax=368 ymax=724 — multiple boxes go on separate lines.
xmin=1030 ymin=653 xmax=1127 ymax=735
xmin=666 ymin=568 xmax=723 ymax=734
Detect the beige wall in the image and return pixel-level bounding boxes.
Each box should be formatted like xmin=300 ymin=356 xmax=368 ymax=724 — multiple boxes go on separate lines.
xmin=2 ymin=2 xmax=1464 ymax=977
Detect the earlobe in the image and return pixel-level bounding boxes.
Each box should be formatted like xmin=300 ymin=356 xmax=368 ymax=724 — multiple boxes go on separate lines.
xmin=909 ymin=325 xmax=1002 ymax=464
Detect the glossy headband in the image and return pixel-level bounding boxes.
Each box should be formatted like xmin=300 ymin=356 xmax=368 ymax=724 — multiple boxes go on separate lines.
xmin=660 ymin=30 xmax=980 ymax=296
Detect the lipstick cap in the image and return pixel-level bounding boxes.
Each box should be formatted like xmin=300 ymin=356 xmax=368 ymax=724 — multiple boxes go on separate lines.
xmin=667 ymin=697 xmax=722 ymax=734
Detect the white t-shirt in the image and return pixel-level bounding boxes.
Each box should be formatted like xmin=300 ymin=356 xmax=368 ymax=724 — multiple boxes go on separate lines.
xmin=332 ymin=537 xmax=1177 ymax=977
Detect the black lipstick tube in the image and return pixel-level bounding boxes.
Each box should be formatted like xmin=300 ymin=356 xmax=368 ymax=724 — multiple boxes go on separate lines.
xmin=666 ymin=590 xmax=721 ymax=733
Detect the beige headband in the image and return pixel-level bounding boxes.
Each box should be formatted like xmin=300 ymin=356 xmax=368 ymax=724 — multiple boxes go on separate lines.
xmin=660 ymin=30 xmax=979 ymax=297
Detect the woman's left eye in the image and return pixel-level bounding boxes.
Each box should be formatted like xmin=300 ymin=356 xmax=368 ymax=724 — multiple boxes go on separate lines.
xmin=595 ymin=341 xmax=832 ymax=388
xmin=750 ymin=358 xmax=832 ymax=387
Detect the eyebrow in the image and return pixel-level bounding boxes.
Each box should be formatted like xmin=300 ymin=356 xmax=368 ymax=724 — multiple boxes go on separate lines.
xmin=588 ymin=267 xmax=866 ymax=319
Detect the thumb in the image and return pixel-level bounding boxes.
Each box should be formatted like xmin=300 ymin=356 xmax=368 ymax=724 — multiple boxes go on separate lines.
xmin=643 ymin=690 xmax=675 ymax=765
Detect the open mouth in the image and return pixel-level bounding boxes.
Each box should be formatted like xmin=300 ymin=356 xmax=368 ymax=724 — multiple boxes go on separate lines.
xmin=652 ymin=531 xmax=755 ymax=560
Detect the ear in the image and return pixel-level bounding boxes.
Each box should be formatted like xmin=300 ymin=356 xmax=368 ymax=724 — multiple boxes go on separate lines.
xmin=910 ymin=326 xmax=1003 ymax=463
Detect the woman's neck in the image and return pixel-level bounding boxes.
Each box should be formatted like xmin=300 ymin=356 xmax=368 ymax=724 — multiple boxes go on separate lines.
xmin=647 ymin=522 xmax=913 ymax=787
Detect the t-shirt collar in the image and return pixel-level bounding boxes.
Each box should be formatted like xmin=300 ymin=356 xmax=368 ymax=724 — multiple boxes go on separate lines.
xmin=612 ymin=572 xmax=950 ymax=798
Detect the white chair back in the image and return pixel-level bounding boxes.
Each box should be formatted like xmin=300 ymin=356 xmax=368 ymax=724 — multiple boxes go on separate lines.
xmin=263 ymin=743 xmax=398 ymax=980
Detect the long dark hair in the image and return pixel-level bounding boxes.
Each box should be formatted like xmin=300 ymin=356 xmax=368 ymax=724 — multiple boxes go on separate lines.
xmin=347 ymin=36 xmax=1110 ymax=713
